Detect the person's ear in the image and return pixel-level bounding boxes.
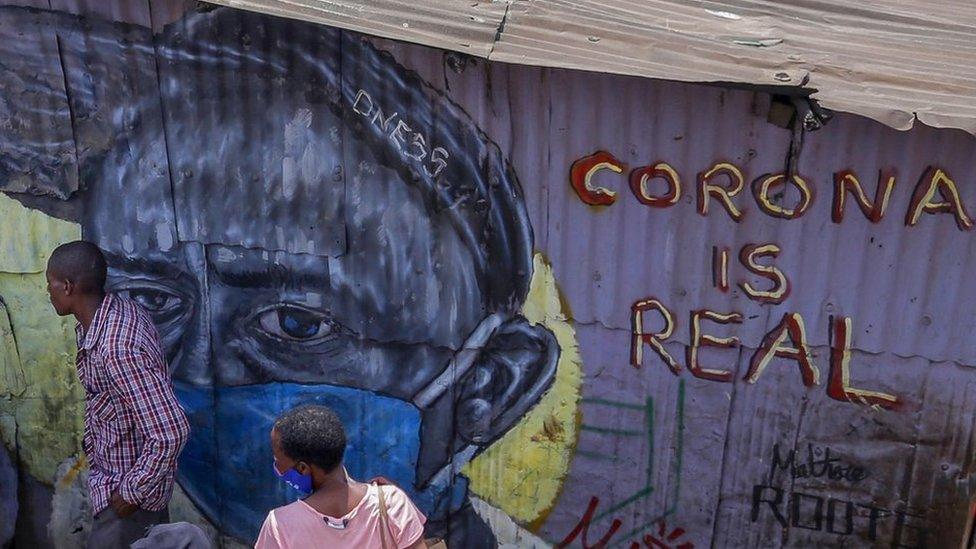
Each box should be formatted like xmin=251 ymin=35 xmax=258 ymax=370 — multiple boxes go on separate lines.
xmin=62 ymin=278 xmax=74 ymax=297
xmin=454 ymin=316 xmax=559 ymax=447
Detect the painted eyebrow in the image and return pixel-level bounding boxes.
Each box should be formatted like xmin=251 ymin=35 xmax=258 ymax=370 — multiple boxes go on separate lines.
xmin=209 ymin=262 xmax=330 ymax=289
xmin=106 ymin=253 xmax=191 ymax=282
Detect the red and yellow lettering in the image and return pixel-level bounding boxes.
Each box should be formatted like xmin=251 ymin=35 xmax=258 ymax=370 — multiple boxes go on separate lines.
xmin=631 ymin=298 xmax=681 ymax=374
xmin=753 ymin=173 xmax=814 ymax=219
xmin=832 ymin=169 xmax=896 ymax=223
xmin=629 ymin=162 xmax=681 ymax=208
xmin=570 ymin=151 xmax=624 ymax=206
xmin=745 ymin=313 xmax=819 ymax=386
xmin=738 ymin=243 xmax=790 ymax=304
xmin=827 ymin=316 xmax=899 ymax=409
xmin=686 ymin=309 xmax=743 ymax=382
xmin=905 ymin=166 xmax=973 ymax=231
xmin=698 ymin=161 xmax=745 ymax=221
xmin=712 ymin=246 xmax=730 ymax=293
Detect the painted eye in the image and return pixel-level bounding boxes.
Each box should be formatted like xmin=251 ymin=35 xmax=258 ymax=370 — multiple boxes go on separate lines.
xmin=116 ymin=286 xmax=183 ymax=315
xmin=256 ymin=305 xmax=334 ymax=343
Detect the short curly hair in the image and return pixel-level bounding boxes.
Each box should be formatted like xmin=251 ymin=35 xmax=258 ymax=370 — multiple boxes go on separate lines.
xmin=48 ymin=240 xmax=107 ymax=294
xmin=273 ymin=405 xmax=346 ymax=473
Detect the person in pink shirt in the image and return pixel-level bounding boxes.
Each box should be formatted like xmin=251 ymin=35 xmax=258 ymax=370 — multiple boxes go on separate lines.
xmin=255 ymin=405 xmax=428 ymax=549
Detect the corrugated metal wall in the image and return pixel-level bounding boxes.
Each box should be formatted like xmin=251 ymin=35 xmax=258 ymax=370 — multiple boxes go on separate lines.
xmin=2 ymin=1 xmax=975 ymax=547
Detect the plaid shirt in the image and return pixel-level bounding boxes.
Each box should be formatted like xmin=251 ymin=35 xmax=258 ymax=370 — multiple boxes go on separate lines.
xmin=75 ymin=294 xmax=189 ymax=514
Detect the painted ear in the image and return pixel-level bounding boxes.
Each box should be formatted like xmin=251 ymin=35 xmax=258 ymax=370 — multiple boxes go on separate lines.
xmin=454 ymin=316 xmax=559 ymax=447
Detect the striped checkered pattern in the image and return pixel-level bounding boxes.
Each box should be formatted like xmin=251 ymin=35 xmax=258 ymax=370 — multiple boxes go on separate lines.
xmin=75 ymin=294 xmax=190 ymax=514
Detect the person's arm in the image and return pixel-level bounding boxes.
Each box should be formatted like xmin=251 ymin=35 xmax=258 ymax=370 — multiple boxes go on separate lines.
xmin=406 ymin=539 xmax=428 ymax=549
xmin=106 ymin=348 xmax=189 ymax=509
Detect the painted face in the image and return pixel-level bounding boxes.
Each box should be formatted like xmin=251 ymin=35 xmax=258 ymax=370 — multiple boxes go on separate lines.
xmin=2 ymin=6 xmax=558 ymax=549
xmin=86 ymin=195 xmax=484 ymax=540
xmin=82 ymin=104 xmax=487 ymax=541
xmin=74 ymin=8 xmax=539 ymax=543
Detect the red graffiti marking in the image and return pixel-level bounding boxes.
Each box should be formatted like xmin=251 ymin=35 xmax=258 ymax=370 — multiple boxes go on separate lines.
xmin=556 ymin=496 xmax=623 ymax=549
xmin=738 ymin=243 xmax=790 ymax=305
xmin=570 ymin=155 xmax=974 ymax=231
xmin=697 ymin=161 xmax=744 ymax=222
xmin=686 ymin=309 xmax=741 ymax=383
xmin=827 ymin=316 xmax=900 ymax=409
xmin=752 ymin=173 xmax=814 ymax=220
xmin=641 ymin=521 xmax=694 ymax=549
xmin=745 ymin=312 xmax=818 ymax=387
xmin=630 ymin=299 xmax=680 ymax=373
xmin=557 ymin=497 xmax=695 ymax=549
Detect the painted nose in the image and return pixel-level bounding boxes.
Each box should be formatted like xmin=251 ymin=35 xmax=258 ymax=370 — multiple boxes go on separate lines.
xmin=166 ymin=243 xmax=214 ymax=387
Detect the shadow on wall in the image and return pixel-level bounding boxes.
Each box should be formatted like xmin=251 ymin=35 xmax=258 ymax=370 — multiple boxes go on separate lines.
xmin=1 ymin=440 xmax=15 ymax=547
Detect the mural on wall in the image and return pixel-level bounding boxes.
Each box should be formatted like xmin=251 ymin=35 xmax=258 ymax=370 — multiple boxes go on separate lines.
xmin=0 ymin=4 xmax=578 ymax=547
xmin=2 ymin=2 xmax=976 ymax=548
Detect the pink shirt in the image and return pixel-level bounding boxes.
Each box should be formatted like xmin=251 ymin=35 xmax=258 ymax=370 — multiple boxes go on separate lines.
xmin=255 ymin=484 xmax=426 ymax=549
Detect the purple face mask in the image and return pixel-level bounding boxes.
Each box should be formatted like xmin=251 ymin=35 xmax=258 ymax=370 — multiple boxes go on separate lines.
xmin=273 ymin=462 xmax=313 ymax=496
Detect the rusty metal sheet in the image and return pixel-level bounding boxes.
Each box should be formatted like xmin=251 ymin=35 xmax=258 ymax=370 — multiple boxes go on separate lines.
xmin=201 ymin=0 xmax=976 ymax=136
xmin=0 ymin=5 xmax=79 ymax=198
xmin=201 ymin=0 xmax=509 ymax=58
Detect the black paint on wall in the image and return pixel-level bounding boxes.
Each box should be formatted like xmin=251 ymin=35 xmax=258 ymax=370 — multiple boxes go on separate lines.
xmin=0 ymin=4 xmax=558 ymax=546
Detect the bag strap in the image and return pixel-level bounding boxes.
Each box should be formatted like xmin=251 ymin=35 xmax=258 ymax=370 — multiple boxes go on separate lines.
xmin=375 ymin=483 xmax=396 ymax=549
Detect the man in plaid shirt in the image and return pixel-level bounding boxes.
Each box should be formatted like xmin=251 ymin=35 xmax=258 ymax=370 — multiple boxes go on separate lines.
xmin=46 ymin=241 xmax=190 ymax=548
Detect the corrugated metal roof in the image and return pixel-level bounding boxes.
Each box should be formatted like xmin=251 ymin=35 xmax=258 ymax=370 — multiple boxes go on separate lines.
xmin=206 ymin=0 xmax=976 ymax=135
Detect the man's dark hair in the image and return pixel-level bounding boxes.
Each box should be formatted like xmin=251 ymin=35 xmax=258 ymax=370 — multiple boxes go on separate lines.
xmin=273 ymin=405 xmax=346 ymax=473
xmin=48 ymin=240 xmax=107 ymax=294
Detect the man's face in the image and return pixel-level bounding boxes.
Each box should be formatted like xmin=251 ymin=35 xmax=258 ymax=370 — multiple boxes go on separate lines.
xmin=45 ymin=269 xmax=70 ymax=316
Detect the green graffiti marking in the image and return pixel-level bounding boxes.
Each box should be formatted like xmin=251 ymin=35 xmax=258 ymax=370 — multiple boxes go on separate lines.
xmin=608 ymin=380 xmax=686 ymax=548
xmin=547 ymin=380 xmax=688 ymax=547
xmin=568 ymin=380 xmax=686 ymax=547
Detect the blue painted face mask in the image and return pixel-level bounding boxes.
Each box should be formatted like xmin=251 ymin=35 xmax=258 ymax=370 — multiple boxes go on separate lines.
xmin=174 ymin=381 xmax=469 ymax=542
xmin=174 ymin=314 xmax=503 ymax=542
xmin=273 ymin=462 xmax=312 ymax=496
